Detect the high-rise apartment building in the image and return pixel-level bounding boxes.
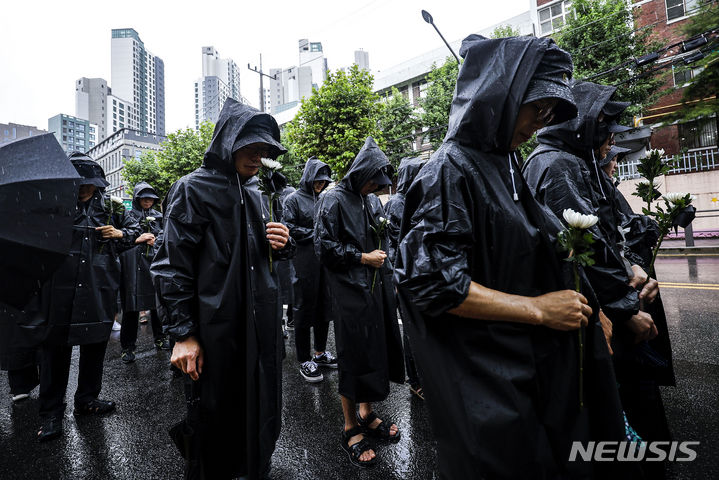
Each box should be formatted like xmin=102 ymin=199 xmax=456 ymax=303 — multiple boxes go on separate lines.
xmin=270 ymin=39 xmax=328 ymax=114
xmin=194 ymin=46 xmax=241 ymax=129
xmin=111 ymin=28 xmax=165 ymax=136
xmin=48 ymin=114 xmax=98 ymax=153
xmin=354 ymin=50 xmax=370 ymax=71
xmin=75 ymin=77 xmax=109 ymax=140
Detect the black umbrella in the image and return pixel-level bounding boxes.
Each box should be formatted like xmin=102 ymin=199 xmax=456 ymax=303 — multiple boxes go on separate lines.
xmin=0 ymin=134 xmax=81 ymax=308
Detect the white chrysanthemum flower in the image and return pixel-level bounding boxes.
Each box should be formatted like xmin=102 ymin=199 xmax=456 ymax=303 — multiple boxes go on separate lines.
xmin=663 ymin=192 xmax=690 ymax=204
xmin=260 ymin=158 xmax=282 ymax=170
xmin=111 ymin=195 xmax=123 ymax=204
xmin=146 ymin=216 xmax=156 ymax=222
xmin=379 ymin=216 xmax=386 ymax=223
xmin=563 ymin=208 xmax=599 ymax=229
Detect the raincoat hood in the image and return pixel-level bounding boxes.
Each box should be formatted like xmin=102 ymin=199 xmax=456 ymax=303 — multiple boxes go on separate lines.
xmin=69 ymin=152 xmax=110 ymax=188
xmin=299 ymin=157 xmax=332 ymax=194
xmin=340 ymin=137 xmax=393 ymax=194
xmin=396 ymin=157 xmax=425 ymax=195
xmin=132 ymin=181 xmax=159 ymax=210
xmin=600 ymin=145 xmax=631 ymax=168
xmin=537 ymin=82 xmax=625 ymax=157
xmin=203 ymin=99 xmax=286 ymax=175
xmin=445 ymin=35 xmax=574 ymax=153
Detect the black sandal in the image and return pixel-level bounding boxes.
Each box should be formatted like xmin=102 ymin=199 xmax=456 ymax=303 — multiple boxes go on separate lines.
xmin=341 ymin=426 xmax=377 ymax=468
xmin=409 ymin=385 xmax=425 ymax=401
xmin=38 ymin=416 xmax=63 ymax=443
xmin=357 ymin=411 xmax=401 ymax=443
xmin=73 ymin=398 xmax=116 ymax=416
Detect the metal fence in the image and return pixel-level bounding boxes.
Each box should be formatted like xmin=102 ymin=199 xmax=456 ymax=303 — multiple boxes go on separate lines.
xmin=618 ymin=147 xmax=719 ymax=180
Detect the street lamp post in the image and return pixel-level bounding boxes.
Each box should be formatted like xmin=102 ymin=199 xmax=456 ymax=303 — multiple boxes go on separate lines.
xmin=421 ymin=10 xmax=460 ymax=63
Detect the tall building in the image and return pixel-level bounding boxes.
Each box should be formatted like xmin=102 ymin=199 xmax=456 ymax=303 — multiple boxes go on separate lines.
xmin=47 ymin=114 xmax=98 ymax=153
xmin=75 ymin=78 xmax=109 ymax=140
xmin=87 ymin=128 xmax=166 ymax=198
xmin=270 ymin=39 xmax=328 ymax=114
xmin=194 ymin=46 xmax=242 ymax=129
xmin=111 ymin=28 xmax=165 ymax=136
xmin=107 ymin=92 xmax=139 ymax=134
xmin=354 ymin=50 xmax=370 ymax=71
xmin=0 ymin=122 xmax=47 ymax=146
xmin=263 ymin=88 xmax=272 ymax=113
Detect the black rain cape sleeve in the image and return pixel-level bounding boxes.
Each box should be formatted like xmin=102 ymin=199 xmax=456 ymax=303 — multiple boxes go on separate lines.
xmin=120 ymin=181 xmax=163 ymax=312
xmin=11 ymin=190 xmax=140 ymax=347
xmin=314 ymin=138 xmax=404 ymax=403
xmin=283 ymin=158 xmax=332 ymax=330
xmin=395 ymin=35 xmax=634 ymax=480
xmin=383 ymin=156 xmax=424 ymax=266
xmin=150 ymin=98 xmax=294 ymax=479
xmin=275 ymin=183 xmax=296 ymax=306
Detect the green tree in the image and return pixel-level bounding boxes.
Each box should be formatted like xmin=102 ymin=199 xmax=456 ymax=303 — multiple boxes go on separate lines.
xmin=491 ymin=25 xmax=521 ymax=38
xmin=278 ymin=129 xmax=306 ymax=187
xmin=420 ymin=57 xmax=460 ymax=150
xmin=377 ymin=87 xmax=421 ymax=170
xmin=667 ymin=1 xmax=719 ymax=121
xmin=286 ymin=64 xmax=384 ymax=179
xmin=123 ymin=120 xmax=215 ymax=200
xmin=555 ymin=0 xmax=664 ymax=123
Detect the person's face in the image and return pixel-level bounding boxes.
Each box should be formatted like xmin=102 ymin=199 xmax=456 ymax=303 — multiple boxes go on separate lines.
xmin=360 ymin=181 xmax=378 ymax=196
xmin=511 ymin=98 xmax=559 ymax=150
xmin=603 ymin=158 xmax=618 ymax=178
xmin=139 ymin=197 xmax=155 ymax=210
xmin=313 ymin=180 xmax=327 ymax=193
xmin=598 ymin=132 xmax=615 ymax=160
xmin=78 ymin=184 xmax=96 ymax=201
xmin=233 ymin=143 xmax=272 ymax=179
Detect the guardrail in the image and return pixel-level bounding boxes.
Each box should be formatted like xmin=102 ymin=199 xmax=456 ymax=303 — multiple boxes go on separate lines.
xmin=618 ymin=147 xmax=719 ymax=180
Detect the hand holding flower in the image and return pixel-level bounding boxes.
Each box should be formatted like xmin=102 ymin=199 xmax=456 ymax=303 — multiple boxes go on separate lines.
xmin=96 ymin=225 xmax=123 ymax=239
xmin=266 ymin=222 xmax=289 ymax=250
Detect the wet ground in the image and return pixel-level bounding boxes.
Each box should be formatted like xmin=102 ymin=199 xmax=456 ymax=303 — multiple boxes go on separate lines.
xmin=1 ymin=255 xmax=717 ymax=479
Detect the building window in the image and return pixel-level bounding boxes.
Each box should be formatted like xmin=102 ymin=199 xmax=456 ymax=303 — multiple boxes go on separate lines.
xmin=678 ymin=118 xmax=718 ymax=150
xmin=539 ymin=0 xmax=573 ymax=35
xmin=673 ymin=65 xmax=703 ymax=86
xmin=666 ymin=0 xmax=698 ymax=21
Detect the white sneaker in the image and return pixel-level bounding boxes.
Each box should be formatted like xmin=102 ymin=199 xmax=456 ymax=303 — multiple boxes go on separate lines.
xmin=11 ymin=393 xmax=30 ymax=402
xmin=299 ymin=360 xmax=324 ymax=383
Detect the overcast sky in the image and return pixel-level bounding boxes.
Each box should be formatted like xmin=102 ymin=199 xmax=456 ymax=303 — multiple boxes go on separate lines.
xmin=1 ymin=0 xmax=528 ymax=133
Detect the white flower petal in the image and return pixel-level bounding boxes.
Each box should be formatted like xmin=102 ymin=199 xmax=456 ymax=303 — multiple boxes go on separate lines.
xmin=146 ymin=216 xmax=156 ymax=222
xmin=260 ymin=158 xmax=282 ymax=170
xmin=111 ymin=195 xmax=123 ymax=204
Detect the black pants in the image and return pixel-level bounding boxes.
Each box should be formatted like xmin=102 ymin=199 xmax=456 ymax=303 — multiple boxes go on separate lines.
xmin=39 ymin=341 xmax=108 ymax=418
xmin=120 ymin=310 xmax=163 ymax=351
xmin=8 ymin=364 xmax=40 ymax=395
xmin=294 ymin=319 xmax=329 ymax=363
xmin=403 ymin=331 xmax=420 ymax=388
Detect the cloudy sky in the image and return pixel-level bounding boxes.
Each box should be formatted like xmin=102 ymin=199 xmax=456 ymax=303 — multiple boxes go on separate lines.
xmin=0 ymin=0 xmax=528 ymax=133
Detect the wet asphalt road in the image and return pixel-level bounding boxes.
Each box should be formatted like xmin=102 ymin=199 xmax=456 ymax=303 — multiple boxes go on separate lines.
xmin=1 ymin=255 xmax=717 ymax=479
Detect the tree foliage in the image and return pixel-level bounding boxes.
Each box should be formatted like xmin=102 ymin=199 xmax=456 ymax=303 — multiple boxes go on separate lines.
xmin=667 ymin=1 xmax=719 ymax=121
xmin=491 ymin=25 xmax=521 ymax=38
xmin=419 ymin=57 xmax=460 ymax=151
xmin=376 ymin=87 xmax=421 ymax=170
xmin=555 ymin=0 xmax=664 ymax=123
xmin=122 ymin=120 xmax=214 ymax=201
xmin=277 ymin=129 xmax=306 ymax=188
xmin=285 ymin=64 xmax=384 ymax=179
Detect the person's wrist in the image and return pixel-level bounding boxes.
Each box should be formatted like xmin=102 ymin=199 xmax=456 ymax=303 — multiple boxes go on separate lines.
xmin=527 ymin=297 xmax=543 ymax=326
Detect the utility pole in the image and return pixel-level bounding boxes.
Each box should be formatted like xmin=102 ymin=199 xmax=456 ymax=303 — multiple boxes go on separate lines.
xmin=247 ymin=54 xmax=277 ymax=112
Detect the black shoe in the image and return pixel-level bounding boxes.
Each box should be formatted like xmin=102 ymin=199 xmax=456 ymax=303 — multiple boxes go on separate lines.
xmin=154 ymin=337 xmax=172 ymax=350
xmin=299 ymin=360 xmax=323 ymax=383
xmin=38 ymin=416 xmax=63 ymax=442
xmin=285 ymin=318 xmax=295 ymax=330
xmin=74 ymin=398 xmax=116 ymax=416
xmin=313 ymin=351 xmax=338 ymax=369
xmin=121 ymin=349 xmax=135 ymax=363
xmin=282 ymin=328 xmax=289 ymax=339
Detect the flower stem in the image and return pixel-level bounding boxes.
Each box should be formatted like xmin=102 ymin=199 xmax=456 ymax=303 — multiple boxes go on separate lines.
xmin=268 ymin=199 xmax=273 ymax=273
xmin=574 ymin=262 xmax=584 ymax=410
xmin=648 ymin=233 xmax=665 ymax=276
xmin=371 ymin=238 xmax=381 ymax=294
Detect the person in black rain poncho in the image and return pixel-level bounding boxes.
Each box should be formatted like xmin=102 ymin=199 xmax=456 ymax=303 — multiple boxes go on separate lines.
xmin=151 ymin=99 xmax=294 ymax=480
xmin=315 ymin=137 xmax=405 ymax=468
xmin=282 ymin=157 xmax=337 ymax=383
xmin=119 ymin=181 xmax=169 ymax=363
xmin=274 ymin=179 xmax=296 ymax=337
xmin=522 ymin=83 xmax=671 ymax=467
xmin=395 ymin=35 xmax=636 ymax=479
xmin=34 ymin=152 xmax=141 ymax=442
xmin=383 ymin=156 xmax=426 ymax=399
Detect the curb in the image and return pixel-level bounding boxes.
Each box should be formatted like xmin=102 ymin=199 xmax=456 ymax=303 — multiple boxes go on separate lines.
xmin=658 ymin=246 xmax=719 ymax=255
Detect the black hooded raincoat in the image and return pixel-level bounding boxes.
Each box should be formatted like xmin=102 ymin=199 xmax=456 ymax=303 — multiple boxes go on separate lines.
xmin=395 ymin=36 xmax=631 ymax=479
xmin=384 ymin=157 xmax=424 ymax=266
xmin=120 ymin=182 xmax=163 ymax=312
xmin=275 ymin=184 xmax=296 ymax=306
xmin=314 ymin=138 xmax=405 ymax=403
xmin=151 ymin=99 xmax=294 ymax=479
xmin=522 ymin=82 xmax=650 ymax=381
xmin=283 ymin=158 xmax=332 ymax=328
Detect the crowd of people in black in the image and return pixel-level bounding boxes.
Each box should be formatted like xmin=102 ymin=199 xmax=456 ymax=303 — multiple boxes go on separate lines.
xmin=1 ymin=33 xmax=679 ymax=479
